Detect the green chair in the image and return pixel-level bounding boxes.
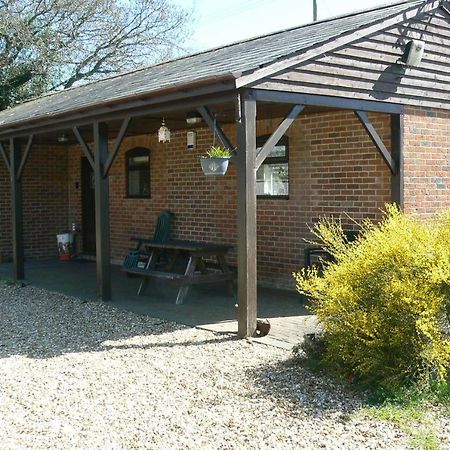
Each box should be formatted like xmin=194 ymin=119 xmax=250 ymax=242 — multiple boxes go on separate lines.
xmin=123 ymin=211 xmax=174 ymax=271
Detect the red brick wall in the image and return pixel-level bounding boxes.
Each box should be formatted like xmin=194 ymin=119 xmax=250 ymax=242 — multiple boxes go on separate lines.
xmin=64 ymin=110 xmax=391 ymax=288
xmin=403 ymin=107 xmax=450 ymax=217
xmin=0 ymin=145 xmax=68 ymax=261
xmin=3 ymin=107 xmax=448 ymax=289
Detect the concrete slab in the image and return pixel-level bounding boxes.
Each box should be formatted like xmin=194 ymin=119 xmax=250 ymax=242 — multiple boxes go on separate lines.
xmin=0 ymin=259 xmax=317 ymax=349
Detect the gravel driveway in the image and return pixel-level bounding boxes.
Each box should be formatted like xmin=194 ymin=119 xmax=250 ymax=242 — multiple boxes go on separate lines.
xmin=0 ymin=284 xmax=410 ymax=449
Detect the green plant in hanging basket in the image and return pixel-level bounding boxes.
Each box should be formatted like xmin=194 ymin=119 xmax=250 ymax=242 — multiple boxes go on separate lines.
xmin=204 ymin=146 xmax=233 ymax=159
xmin=200 ymin=146 xmax=233 ymax=176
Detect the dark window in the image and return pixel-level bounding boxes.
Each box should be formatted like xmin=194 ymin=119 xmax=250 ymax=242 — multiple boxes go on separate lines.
xmin=256 ymin=135 xmax=289 ymax=198
xmin=126 ymin=148 xmax=150 ymax=198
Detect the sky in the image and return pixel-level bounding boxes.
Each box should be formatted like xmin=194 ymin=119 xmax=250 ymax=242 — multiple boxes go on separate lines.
xmin=174 ymin=0 xmax=396 ymax=51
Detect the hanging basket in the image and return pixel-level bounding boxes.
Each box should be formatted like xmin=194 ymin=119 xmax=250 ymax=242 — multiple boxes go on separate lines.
xmin=200 ymin=157 xmax=230 ymax=176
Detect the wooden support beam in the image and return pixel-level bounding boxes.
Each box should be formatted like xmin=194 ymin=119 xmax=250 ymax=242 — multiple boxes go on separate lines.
xmin=252 ymin=89 xmax=404 ymax=114
xmin=0 ymin=89 xmax=236 ymax=141
xmin=17 ymin=135 xmax=33 ymax=181
xmin=236 ymin=91 xmax=257 ymax=338
xmin=354 ymin=110 xmax=396 ymax=174
xmin=73 ymin=126 xmax=94 ymax=169
xmin=93 ymin=122 xmax=111 ymax=301
xmin=103 ymin=116 xmax=131 ymax=177
xmin=197 ymin=106 xmax=234 ymax=151
xmin=390 ymin=113 xmax=404 ymax=208
xmin=0 ymin=141 xmax=10 ymax=172
xmin=255 ymin=104 xmax=304 ymax=170
xmin=10 ymin=138 xmax=24 ymax=280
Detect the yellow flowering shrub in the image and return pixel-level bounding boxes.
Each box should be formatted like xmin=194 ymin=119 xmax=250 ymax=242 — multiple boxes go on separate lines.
xmin=294 ymin=205 xmax=450 ymax=389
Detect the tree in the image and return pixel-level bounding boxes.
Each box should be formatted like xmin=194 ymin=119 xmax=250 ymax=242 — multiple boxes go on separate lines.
xmin=0 ymin=0 xmax=191 ymax=109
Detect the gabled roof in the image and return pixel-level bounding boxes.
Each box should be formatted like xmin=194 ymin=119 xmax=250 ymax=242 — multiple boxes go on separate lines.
xmin=0 ymin=0 xmax=440 ymax=133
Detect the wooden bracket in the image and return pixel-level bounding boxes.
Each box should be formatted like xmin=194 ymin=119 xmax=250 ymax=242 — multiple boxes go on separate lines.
xmin=0 ymin=136 xmax=33 ymax=179
xmin=73 ymin=126 xmax=94 ymax=169
xmin=197 ymin=106 xmax=234 ymax=151
xmin=0 ymin=141 xmax=10 ymax=173
xmin=255 ymin=104 xmax=304 ymax=170
xmin=17 ymin=135 xmax=34 ymax=181
xmin=103 ymin=116 xmax=131 ymax=178
xmin=355 ymin=110 xmax=396 ymax=174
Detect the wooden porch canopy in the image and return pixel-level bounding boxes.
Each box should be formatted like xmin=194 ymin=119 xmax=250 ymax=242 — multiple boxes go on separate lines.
xmin=0 ymin=0 xmax=448 ymax=337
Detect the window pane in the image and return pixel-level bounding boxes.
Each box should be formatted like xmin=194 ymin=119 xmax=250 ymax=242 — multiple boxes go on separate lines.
xmin=256 ymin=163 xmax=289 ymax=196
xmin=129 ymin=155 xmax=149 ymax=166
xmin=128 ymin=169 xmax=149 ymax=196
xmin=256 ymin=143 xmax=287 ymax=159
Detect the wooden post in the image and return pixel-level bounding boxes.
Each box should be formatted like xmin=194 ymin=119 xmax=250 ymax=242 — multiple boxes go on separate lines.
xmin=93 ymin=122 xmax=111 ymax=300
xmin=390 ymin=114 xmax=404 ymax=209
xmin=236 ymin=91 xmax=257 ymax=338
xmin=10 ymin=138 xmax=24 ymax=280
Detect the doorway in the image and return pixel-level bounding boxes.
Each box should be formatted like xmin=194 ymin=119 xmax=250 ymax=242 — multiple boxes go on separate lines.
xmin=81 ymin=157 xmax=96 ymax=255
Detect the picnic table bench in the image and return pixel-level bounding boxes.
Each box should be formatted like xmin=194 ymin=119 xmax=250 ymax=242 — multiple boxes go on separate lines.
xmin=122 ymin=239 xmax=235 ymax=304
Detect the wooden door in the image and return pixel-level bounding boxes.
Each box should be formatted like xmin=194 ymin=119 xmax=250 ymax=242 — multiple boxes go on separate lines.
xmin=81 ymin=157 xmax=96 ymax=255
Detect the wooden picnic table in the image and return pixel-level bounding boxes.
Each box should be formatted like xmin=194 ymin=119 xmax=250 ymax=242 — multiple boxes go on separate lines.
xmin=122 ymin=239 xmax=235 ymax=304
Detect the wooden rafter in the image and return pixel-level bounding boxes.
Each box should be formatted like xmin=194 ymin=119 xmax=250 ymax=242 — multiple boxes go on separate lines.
xmin=197 ymin=106 xmax=234 ymax=151
xmin=0 ymin=89 xmax=235 ymax=141
xmin=73 ymin=126 xmax=94 ymax=169
xmin=252 ymin=89 xmax=403 ymax=114
xmin=255 ymin=104 xmax=304 ymax=170
xmin=354 ymin=110 xmax=396 ymax=174
xmin=103 ymin=116 xmax=131 ymax=177
xmin=0 ymin=141 xmax=10 ymax=173
xmin=17 ymin=135 xmax=34 ymax=181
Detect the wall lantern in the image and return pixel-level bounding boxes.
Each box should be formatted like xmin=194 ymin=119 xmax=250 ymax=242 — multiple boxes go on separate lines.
xmin=186 ymin=111 xmax=202 ymax=125
xmin=402 ymin=40 xmax=425 ymax=68
xmin=57 ymin=133 xmax=69 ymax=144
xmin=187 ymin=131 xmax=196 ymax=150
xmin=158 ymin=119 xmax=171 ymax=143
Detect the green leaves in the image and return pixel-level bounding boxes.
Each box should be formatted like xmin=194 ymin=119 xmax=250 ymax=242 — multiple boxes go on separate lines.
xmin=0 ymin=0 xmax=191 ymax=109
xmin=206 ymin=146 xmax=232 ymax=158
xmin=294 ymin=204 xmax=450 ymax=390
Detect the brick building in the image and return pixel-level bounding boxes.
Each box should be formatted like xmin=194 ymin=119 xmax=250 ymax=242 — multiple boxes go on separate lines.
xmin=0 ymin=0 xmax=449 ymax=336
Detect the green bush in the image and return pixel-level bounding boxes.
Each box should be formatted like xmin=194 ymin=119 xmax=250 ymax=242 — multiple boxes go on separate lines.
xmin=293 ymin=205 xmax=450 ymax=390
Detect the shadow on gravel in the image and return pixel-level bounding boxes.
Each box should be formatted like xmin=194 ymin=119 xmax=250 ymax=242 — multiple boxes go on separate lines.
xmin=0 ymin=284 xmax=236 ymax=360
xmin=248 ymin=357 xmax=363 ymax=416
xmin=99 ymin=335 xmax=237 ymax=351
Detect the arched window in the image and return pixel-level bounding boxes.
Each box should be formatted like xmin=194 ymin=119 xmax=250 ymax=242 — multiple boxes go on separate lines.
xmin=256 ymin=135 xmax=289 ymax=198
xmin=126 ymin=147 xmax=150 ymax=198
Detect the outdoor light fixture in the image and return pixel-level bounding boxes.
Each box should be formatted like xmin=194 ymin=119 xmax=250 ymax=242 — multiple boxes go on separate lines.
xmin=187 ymin=131 xmax=196 ymax=150
xmin=402 ymin=40 xmax=425 ymax=68
xmin=185 ymin=111 xmax=202 ymax=125
xmin=158 ymin=119 xmax=171 ymax=143
xmin=57 ymin=133 xmax=69 ymax=144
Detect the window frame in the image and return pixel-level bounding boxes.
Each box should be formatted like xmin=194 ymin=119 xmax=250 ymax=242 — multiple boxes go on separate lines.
xmin=256 ymin=134 xmax=290 ymax=199
xmin=125 ymin=147 xmax=151 ymax=199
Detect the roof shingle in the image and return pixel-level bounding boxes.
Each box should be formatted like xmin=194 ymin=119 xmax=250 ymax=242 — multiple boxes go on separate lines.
xmin=0 ymin=0 xmax=424 ymax=130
